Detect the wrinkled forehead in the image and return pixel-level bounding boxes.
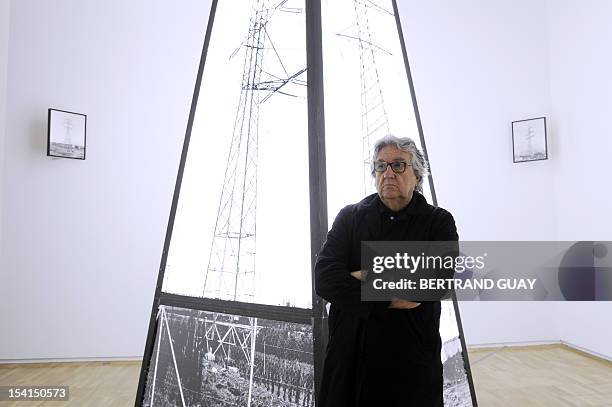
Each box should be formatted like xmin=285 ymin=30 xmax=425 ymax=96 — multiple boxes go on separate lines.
xmin=375 ymin=146 xmax=412 ymax=162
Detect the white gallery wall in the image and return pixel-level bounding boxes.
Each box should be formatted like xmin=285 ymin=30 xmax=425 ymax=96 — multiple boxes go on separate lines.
xmin=547 ymin=0 xmax=612 ymax=359
xmin=399 ymin=0 xmax=612 ymax=357
xmin=0 ymin=0 xmax=212 ymax=360
xmin=0 ymin=0 xmax=10 ymax=269
xmin=397 ymin=0 xmax=560 ymax=347
xmin=0 ymin=0 xmax=610 ymax=362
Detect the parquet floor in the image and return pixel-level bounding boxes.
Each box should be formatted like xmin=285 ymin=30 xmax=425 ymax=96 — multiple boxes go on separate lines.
xmin=468 ymin=345 xmax=612 ymax=406
xmin=1 ymin=344 xmax=611 ymax=406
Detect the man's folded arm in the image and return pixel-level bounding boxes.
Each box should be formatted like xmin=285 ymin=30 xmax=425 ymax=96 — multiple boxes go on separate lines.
xmin=314 ymin=206 xmax=361 ymax=305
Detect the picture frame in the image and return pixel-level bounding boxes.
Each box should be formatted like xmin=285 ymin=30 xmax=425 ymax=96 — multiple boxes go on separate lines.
xmin=47 ymin=108 xmax=87 ymax=160
xmin=512 ymin=116 xmax=547 ymax=163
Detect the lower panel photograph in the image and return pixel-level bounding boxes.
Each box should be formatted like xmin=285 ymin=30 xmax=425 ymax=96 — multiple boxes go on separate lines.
xmin=141 ymin=305 xmax=314 ymax=407
xmin=440 ymin=301 xmax=474 ymax=407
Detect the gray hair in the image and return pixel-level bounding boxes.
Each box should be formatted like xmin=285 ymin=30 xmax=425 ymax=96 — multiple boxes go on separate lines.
xmin=371 ymin=134 xmax=430 ymax=192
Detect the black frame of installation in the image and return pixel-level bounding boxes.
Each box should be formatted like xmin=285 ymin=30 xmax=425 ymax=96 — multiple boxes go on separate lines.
xmin=134 ymin=0 xmax=479 ymax=405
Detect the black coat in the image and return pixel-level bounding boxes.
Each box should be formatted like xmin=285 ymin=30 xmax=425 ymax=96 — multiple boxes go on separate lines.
xmin=314 ymin=191 xmax=459 ymax=407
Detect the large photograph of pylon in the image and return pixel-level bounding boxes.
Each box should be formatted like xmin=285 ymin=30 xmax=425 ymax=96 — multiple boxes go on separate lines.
xmin=142 ymin=306 xmax=314 ymax=406
xmin=162 ymin=0 xmax=311 ymax=308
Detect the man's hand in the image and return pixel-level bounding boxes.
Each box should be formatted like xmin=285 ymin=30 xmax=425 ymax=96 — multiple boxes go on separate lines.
xmin=388 ymin=298 xmax=421 ymax=309
xmin=350 ymin=270 xmax=365 ymax=281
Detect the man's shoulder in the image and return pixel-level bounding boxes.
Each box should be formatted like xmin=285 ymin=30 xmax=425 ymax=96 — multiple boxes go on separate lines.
xmin=355 ymin=193 xmax=380 ymax=210
xmin=413 ymin=192 xmax=454 ymax=219
xmin=337 ymin=193 xmax=379 ymax=216
xmin=429 ymin=203 xmax=454 ymax=219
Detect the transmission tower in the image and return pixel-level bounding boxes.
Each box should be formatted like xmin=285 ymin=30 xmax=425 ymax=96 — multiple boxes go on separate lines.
xmin=196 ymin=1 xmax=306 ymax=405
xmin=145 ymin=308 xmax=262 ymax=407
xmin=338 ymin=0 xmax=393 ymax=195
xmin=203 ymin=0 xmax=305 ymax=303
xmin=355 ymin=0 xmax=393 ymax=195
xmin=205 ymin=0 xmax=266 ymax=303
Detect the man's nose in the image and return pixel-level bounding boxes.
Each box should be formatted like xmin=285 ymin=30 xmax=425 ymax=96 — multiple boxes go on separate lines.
xmin=383 ymin=165 xmax=395 ymax=177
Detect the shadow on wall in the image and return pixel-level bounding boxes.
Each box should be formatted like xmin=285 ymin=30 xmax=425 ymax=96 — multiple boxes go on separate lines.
xmin=29 ymin=114 xmax=47 ymax=154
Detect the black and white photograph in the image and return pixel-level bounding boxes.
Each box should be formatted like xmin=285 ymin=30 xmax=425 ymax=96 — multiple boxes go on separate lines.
xmin=512 ymin=117 xmax=547 ymax=163
xmin=142 ymin=306 xmax=314 ymax=407
xmin=440 ymin=302 xmax=474 ymax=407
xmin=161 ymin=0 xmax=310 ymax=308
xmin=47 ymin=108 xmax=87 ymax=159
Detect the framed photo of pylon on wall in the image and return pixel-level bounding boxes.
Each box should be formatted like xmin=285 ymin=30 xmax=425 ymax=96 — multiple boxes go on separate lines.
xmin=512 ymin=117 xmax=547 ymax=163
xmin=47 ymin=108 xmax=87 ymax=160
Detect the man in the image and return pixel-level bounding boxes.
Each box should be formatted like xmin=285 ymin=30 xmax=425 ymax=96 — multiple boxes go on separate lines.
xmin=314 ymin=135 xmax=458 ymax=406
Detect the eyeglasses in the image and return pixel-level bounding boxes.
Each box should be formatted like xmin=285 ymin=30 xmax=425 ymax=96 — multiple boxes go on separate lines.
xmin=373 ymin=161 xmax=412 ymax=174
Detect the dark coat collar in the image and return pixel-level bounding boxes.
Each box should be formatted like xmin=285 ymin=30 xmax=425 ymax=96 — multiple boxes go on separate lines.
xmin=355 ymin=191 xmax=432 ymax=240
xmin=356 ymin=190 xmax=430 ymax=217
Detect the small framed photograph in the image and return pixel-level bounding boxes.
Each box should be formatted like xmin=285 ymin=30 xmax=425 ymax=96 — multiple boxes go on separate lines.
xmin=512 ymin=117 xmax=547 ymax=163
xmin=47 ymin=108 xmax=87 ymax=160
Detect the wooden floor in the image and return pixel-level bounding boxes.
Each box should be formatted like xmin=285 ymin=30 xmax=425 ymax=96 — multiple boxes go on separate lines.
xmin=0 ymin=344 xmax=610 ymax=406
xmin=468 ymin=344 xmax=612 ymax=407
xmin=0 ymin=361 xmax=140 ymax=406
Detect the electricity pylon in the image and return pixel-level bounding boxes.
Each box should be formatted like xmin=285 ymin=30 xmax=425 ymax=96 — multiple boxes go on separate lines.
xmin=354 ymin=0 xmax=393 ymax=195
xmin=338 ymin=0 xmax=392 ymax=195
xmin=204 ymin=0 xmax=305 ymax=302
xmin=198 ymin=1 xmax=306 ymax=405
xmin=203 ymin=0 xmax=268 ymax=303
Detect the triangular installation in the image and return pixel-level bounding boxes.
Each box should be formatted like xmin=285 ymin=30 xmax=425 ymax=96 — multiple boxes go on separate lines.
xmin=136 ymin=0 xmax=477 ymax=406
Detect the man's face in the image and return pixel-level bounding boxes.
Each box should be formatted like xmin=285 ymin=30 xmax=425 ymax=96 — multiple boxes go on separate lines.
xmin=374 ymin=146 xmax=419 ymax=201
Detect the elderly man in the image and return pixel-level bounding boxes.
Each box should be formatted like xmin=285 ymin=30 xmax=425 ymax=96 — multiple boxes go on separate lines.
xmin=314 ymin=135 xmax=458 ymax=407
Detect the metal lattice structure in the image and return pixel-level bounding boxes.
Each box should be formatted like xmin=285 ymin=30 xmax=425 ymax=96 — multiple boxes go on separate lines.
xmin=354 ymin=0 xmax=393 ymax=195
xmin=203 ymin=0 xmax=305 ymax=303
xmin=339 ymin=0 xmax=393 ymax=195
xmin=203 ymin=0 xmax=270 ymax=303
xmin=147 ymin=307 xmax=187 ymax=407
xmin=145 ymin=307 xmax=262 ymax=407
xmin=197 ymin=2 xmax=307 ymax=406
